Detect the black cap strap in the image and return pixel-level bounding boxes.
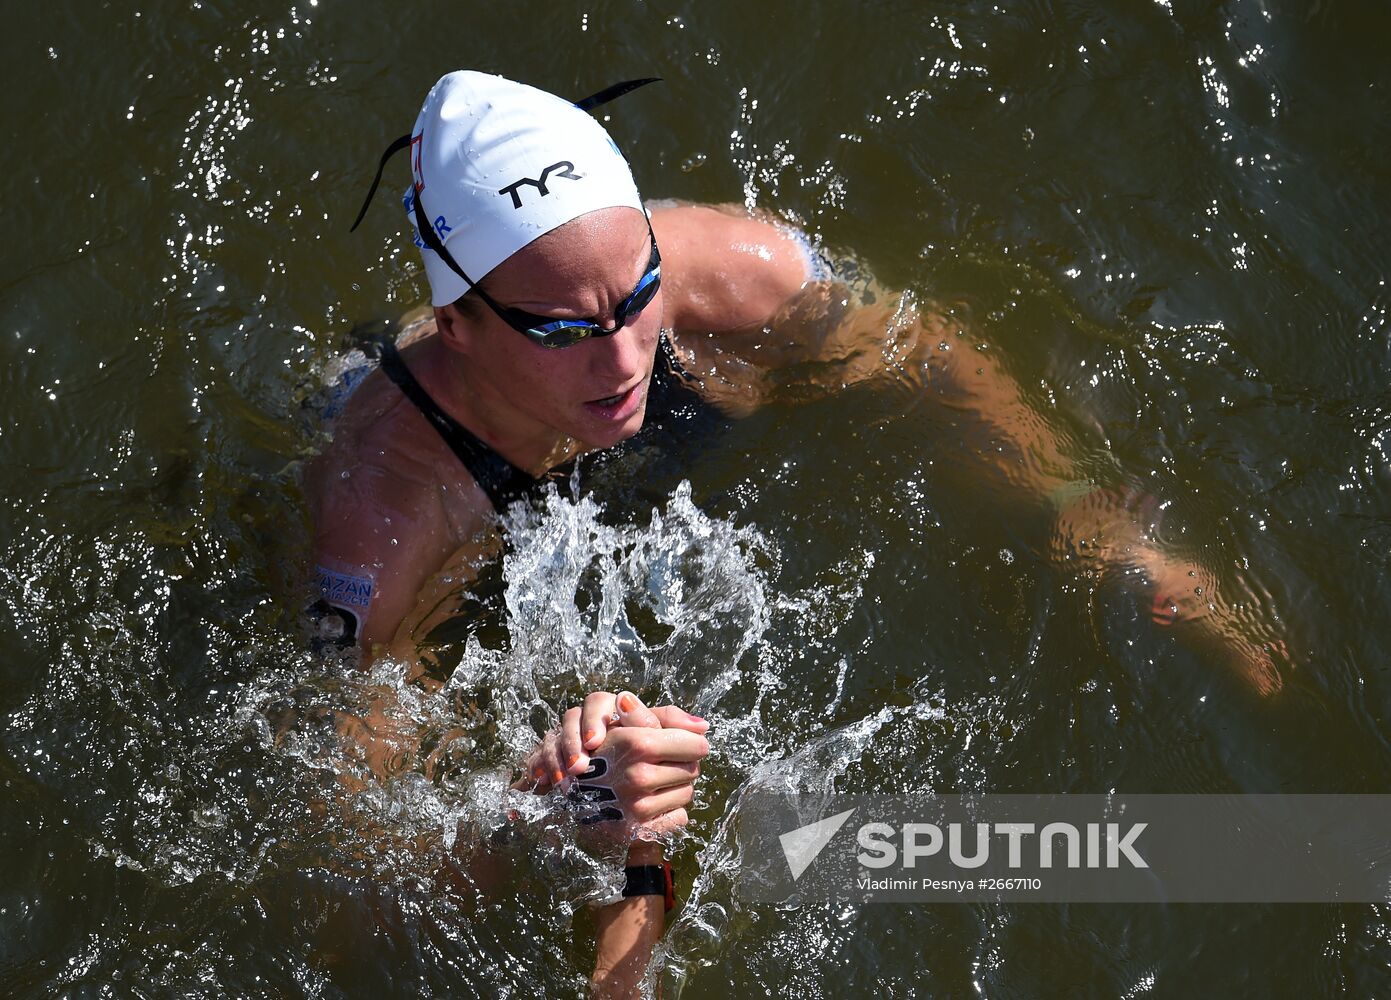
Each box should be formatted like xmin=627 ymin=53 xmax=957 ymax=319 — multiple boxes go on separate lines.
xmin=410 ymin=185 xmax=481 ymax=293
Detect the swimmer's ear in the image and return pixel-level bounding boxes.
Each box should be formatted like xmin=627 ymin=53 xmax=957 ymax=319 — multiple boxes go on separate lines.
xmin=573 ymin=77 xmax=661 ymax=112
xmin=433 ymin=301 xmax=476 ymax=354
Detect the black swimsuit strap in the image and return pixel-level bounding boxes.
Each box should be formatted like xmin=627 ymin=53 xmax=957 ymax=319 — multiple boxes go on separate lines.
xmin=656 ymin=330 xmax=698 ymax=383
xmin=372 ymin=337 xmax=538 ymax=514
xmin=372 ymin=332 xmax=696 ymax=514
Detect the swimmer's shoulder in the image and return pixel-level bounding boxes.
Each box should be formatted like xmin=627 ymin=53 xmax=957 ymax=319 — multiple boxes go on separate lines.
xmin=649 ymin=201 xmax=812 ymax=334
xmin=308 ymin=429 xmax=497 ymax=651
xmin=308 ymin=353 xmax=496 ymax=547
xmin=321 ymin=312 xmax=441 ymax=444
xmin=320 ymin=331 xmax=453 ymax=476
xmin=315 ymin=368 xmax=429 ymax=484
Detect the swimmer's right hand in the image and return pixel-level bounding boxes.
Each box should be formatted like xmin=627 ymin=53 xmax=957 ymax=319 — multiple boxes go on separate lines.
xmin=571 ymin=719 xmax=710 ymax=839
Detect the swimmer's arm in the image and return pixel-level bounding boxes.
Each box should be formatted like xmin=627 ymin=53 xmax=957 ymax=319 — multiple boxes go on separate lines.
xmin=649 ymin=202 xmax=935 ymax=417
xmin=309 ymin=462 xmax=493 ymax=662
xmin=591 ymin=841 xmax=666 ymax=999
xmin=650 ymin=200 xmax=924 ymax=387
xmin=652 ymin=207 xmax=1032 ymax=426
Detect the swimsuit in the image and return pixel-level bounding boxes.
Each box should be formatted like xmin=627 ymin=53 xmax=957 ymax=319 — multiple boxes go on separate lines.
xmin=374 ymin=336 xmax=542 ymax=513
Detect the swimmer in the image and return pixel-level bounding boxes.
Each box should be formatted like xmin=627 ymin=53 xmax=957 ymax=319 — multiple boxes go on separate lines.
xmin=306 ymin=70 xmax=816 ymax=996
xmin=309 ymin=69 xmax=1288 ymax=994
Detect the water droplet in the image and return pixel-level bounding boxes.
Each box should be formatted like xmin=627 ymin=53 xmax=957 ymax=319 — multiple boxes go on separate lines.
xmin=998 ymin=548 xmax=1014 ymax=564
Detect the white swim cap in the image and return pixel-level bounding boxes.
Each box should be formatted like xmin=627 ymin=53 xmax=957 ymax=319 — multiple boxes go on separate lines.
xmin=403 ymin=71 xmax=645 ymax=306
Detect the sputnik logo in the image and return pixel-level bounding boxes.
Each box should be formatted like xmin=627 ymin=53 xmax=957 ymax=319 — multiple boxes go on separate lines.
xmin=779 ymin=809 xmax=856 ymax=881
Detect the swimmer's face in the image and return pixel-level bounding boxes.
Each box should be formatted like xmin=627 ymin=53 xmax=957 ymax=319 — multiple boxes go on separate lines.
xmin=441 ymin=206 xmax=662 ymax=451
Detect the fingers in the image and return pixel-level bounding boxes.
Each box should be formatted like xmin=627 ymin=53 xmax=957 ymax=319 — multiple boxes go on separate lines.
xmin=516 ymin=692 xmax=712 ymax=798
xmin=579 ymin=690 xmax=619 ymax=752
xmin=558 ymin=706 xmax=589 ymax=780
xmin=615 ymin=690 xmax=661 ymax=729
xmin=649 ymin=705 xmax=709 ymax=735
xmin=628 ymin=782 xmax=696 ymax=823
xmin=659 ymin=729 xmax=711 ymax=763
xmin=563 ymin=691 xmax=674 ymax=779
xmin=608 ymin=726 xmax=709 ymax=764
xmin=634 ymin=807 xmax=689 ymax=839
xmin=628 ymin=760 xmax=700 ymax=792
xmin=520 ymin=725 xmax=566 ymax=791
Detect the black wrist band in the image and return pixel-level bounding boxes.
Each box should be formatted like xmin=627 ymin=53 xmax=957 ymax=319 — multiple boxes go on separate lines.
xmin=622 ymin=862 xmax=675 ymax=912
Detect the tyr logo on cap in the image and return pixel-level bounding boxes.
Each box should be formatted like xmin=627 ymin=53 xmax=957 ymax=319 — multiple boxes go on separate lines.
xmin=498 ymin=160 xmax=583 ymax=209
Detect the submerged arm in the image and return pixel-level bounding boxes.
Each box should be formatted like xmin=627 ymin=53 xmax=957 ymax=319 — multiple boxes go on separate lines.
xmin=654 ymin=204 xmax=1287 ymax=692
xmin=652 ymin=201 xmax=1075 ymax=481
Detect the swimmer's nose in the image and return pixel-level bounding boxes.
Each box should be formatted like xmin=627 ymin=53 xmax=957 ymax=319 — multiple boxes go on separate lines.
xmin=587 ymin=315 xmax=650 ymax=384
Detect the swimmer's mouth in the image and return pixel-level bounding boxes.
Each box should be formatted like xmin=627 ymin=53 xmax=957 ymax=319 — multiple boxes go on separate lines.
xmin=583 ymin=377 xmax=647 ymax=419
xmin=587 ymin=378 xmax=644 ymax=408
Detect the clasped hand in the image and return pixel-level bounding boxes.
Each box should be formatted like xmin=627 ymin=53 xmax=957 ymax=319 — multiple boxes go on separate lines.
xmin=515 ymin=691 xmax=710 ymax=838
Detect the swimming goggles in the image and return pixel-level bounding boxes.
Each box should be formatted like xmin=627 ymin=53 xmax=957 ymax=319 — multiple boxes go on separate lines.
xmin=461 ymin=219 xmax=661 ymax=350
xmin=401 ymin=172 xmax=659 ymax=349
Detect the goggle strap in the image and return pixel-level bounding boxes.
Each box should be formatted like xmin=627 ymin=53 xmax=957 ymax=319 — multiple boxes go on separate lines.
xmin=349 ymin=133 xmax=412 ymax=232
xmin=411 ymin=188 xmax=480 ymax=292
xmin=573 ymin=77 xmax=662 ymax=112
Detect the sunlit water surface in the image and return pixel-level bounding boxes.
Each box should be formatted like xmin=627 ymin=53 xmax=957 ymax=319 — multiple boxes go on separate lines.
xmin=3 ymin=1 xmax=1391 ymax=996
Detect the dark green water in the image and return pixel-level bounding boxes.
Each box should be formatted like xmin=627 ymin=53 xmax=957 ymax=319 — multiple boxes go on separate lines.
xmin=3 ymin=1 xmax=1390 ymax=996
